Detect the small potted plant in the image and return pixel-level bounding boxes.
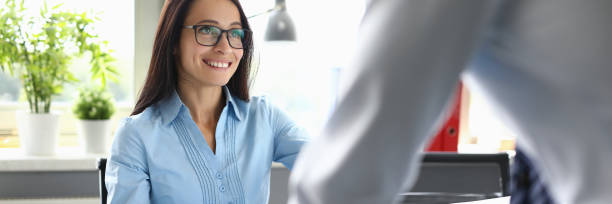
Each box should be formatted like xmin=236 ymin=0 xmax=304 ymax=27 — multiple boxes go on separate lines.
xmin=0 ymin=0 xmax=117 ymax=155
xmin=72 ymin=86 xmax=115 ymax=154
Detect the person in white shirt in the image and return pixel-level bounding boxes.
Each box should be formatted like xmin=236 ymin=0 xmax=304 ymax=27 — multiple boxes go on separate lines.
xmin=288 ymin=0 xmax=612 ymax=204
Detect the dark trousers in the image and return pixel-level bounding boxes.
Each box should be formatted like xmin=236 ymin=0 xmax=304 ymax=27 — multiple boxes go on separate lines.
xmin=510 ymin=148 xmax=555 ymax=204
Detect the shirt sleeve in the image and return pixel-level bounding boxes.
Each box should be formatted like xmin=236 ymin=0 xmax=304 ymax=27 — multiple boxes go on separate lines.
xmin=105 ymin=118 xmax=152 ymax=204
xmin=264 ymin=99 xmax=309 ymax=170
xmin=287 ymin=0 xmax=497 ymax=203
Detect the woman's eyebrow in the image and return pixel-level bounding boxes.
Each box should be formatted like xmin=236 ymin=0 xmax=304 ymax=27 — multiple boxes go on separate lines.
xmin=194 ymin=20 xmax=242 ymax=27
xmin=195 ymin=19 xmax=219 ymax=25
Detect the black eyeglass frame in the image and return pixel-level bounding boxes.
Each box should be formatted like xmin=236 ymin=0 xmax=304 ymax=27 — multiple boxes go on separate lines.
xmin=183 ymin=25 xmax=251 ymax=49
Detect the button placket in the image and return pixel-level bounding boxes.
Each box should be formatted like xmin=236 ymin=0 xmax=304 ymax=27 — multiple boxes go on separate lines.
xmin=216 ymin=172 xmax=224 ymax=180
xmin=216 ymin=171 xmax=225 ymax=194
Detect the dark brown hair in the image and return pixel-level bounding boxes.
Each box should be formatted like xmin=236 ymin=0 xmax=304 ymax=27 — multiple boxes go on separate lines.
xmin=131 ymin=0 xmax=253 ymax=116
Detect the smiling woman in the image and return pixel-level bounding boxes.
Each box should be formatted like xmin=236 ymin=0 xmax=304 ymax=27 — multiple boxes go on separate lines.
xmin=105 ymin=0 xmax=308 ymax=203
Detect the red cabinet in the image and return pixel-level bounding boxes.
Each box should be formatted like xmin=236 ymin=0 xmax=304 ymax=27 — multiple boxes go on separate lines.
xmin=426 ymin=83 xmax=462 ymax=152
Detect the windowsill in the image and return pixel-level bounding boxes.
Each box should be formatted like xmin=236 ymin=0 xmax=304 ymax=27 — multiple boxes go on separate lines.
xmin=0 ymin=148 xmax=105 ymax=172
xmin=0 ymin=148 xmax=286 ymax=171
xmin=0 ymin=101 xmax=134 ymax=111
xmin=0 ymin=197 xmax=99 ymax=204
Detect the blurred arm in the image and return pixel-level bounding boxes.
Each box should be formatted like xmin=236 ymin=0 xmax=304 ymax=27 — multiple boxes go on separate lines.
xmin=288 ymin=0 xmax=497 ymax=203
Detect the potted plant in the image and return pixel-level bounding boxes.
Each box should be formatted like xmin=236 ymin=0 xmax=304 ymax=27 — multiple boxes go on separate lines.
xmin=0 ymin=0 xmax=117 ymax=155
xmin=72 ymin=86 xmax=115 ymax=154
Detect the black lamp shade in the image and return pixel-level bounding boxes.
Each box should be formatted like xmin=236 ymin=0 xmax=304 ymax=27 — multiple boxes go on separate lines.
xmin=264 ymin=8 xmax=296 ymax=41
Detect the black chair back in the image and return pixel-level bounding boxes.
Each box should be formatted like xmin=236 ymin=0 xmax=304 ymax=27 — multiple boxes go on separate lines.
xmin=97 ymin=158 xmax=108 ymax=204
xmin=399 ymin=153 xmax=510 ymax=203
xmin=410 ymin=152 xmax=510 ymax=196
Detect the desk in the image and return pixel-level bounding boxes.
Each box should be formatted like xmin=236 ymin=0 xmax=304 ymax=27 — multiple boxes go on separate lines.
xmin=399 ymin=193 xmax=509 ymax=204
xmin=454 ymin=196 xmax=510 ymax=204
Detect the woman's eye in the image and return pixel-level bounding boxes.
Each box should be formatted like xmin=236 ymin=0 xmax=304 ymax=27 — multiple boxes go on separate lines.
xmin=229 ymin=30 xmax=244 ymax=39
xmin=198 ymin=26 xmax=216 ymax=35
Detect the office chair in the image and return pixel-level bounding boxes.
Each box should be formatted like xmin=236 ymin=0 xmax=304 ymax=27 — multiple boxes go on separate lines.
xmin=400 ymin=152 xmax=510 ymax=203
xmin=97 ymin=158 xmax=108 ymax=204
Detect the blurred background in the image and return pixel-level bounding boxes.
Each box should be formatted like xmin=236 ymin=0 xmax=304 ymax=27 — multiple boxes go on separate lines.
xmin=0 ymin=0 xmax=516 ymax=153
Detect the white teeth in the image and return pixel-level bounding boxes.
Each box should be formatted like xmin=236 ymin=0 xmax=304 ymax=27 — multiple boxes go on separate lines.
xmin=206 ymin=61 xmax=229 ymax=68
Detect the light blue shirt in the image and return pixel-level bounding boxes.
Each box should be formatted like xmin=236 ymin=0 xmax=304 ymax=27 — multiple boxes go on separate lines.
xmin=105 ymin=87 xmax=309 ymax=204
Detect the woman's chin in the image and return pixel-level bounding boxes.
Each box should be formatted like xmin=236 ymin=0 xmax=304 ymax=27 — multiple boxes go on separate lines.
xmin=200 ymin=79 xmax=231 ymax=87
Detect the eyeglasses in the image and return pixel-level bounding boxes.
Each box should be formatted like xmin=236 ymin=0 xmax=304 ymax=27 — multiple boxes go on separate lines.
xmin=183 ymin=25 xmax=250 ymax=49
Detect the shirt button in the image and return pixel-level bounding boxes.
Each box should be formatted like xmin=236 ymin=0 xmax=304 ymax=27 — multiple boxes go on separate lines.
xmin=219 ymin=185 xmax=226 ymax=192
xmin=216 ymin=172 xmax=224 ymax=180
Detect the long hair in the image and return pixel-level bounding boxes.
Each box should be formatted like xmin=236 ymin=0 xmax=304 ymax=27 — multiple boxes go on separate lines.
xmin=131 ymin=0 xmax=253 ymax=116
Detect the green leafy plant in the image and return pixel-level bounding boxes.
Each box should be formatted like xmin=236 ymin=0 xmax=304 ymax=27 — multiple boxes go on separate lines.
xmin=0 ymin=0 xmax=118 ymax=113
xmin=72 ymin=86 xmax=115 ymax=120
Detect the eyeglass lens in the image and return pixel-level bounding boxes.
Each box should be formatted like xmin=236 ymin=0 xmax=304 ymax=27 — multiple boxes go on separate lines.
xmin=196 ymin=25 xmax=246 ymax=48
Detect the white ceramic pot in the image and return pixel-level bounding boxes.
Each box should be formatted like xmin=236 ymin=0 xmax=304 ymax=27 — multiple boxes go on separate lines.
xmin=76 ymin=120 xmax=111 ymax=154
xmin=16 ymin=111 xmax=61 ymax=156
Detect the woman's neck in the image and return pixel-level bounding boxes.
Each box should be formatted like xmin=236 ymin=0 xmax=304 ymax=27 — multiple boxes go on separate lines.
xmin=177 ymin=82 xmax=225 ymax=124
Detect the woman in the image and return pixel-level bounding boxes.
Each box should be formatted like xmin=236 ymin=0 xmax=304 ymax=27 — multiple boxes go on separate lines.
xmin=105 ymin=0 xmax=308 ymax=203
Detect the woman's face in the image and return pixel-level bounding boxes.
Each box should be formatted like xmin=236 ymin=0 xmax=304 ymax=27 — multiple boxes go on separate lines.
xmin=177 ymin=0 xmax=244 ymax=87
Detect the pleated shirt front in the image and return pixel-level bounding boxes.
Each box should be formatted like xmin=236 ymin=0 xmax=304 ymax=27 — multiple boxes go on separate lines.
xmin=105 ymin=87 xmax=309 ymax=204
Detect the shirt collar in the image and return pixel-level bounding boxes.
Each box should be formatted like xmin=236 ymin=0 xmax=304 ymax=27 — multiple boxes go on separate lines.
xmin=159 ymin=86 xmax=243 ymax=125
xmin=223 ymin=86 xmax=243 ymax=121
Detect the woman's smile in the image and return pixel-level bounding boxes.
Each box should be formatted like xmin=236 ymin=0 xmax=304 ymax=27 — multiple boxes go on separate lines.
xmin=203 ymin=59 xmax=233 ymax=70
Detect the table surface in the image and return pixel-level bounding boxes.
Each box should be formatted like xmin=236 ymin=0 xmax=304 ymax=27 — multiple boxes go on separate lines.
xmin=454 ymin=196 xmax=510 ymax=204
xmin=399 ymin=192 xmax=509 ymax=204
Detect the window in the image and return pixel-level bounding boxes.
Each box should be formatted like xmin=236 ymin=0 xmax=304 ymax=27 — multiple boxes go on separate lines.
xmin=0 ymin=0 xmax=134 ymax=148
xmin=0 ymin=0 xmax=134 ymax=103
xmin=242 ymin=0 xmax=366 ymax=135
xmin=461 ymin=85 xmax=517 ymax=153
